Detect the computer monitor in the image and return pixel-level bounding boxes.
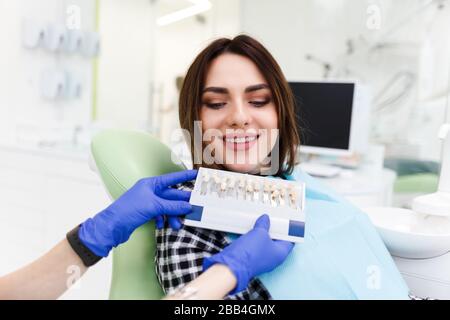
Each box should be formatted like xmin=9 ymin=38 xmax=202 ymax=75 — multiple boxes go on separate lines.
xmin=289 ymin=81 xmax=370 ymax=156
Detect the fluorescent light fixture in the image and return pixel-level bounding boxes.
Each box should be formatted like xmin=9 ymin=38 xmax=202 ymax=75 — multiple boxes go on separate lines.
xmin=157 ymin=0 xmax=211 ymax=27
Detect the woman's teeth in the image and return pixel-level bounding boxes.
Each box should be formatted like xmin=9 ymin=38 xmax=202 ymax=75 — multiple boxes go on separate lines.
xmin=225 ymin=136 xmax=257 ymax=143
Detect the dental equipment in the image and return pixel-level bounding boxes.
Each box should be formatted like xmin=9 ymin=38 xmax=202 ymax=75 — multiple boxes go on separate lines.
xmin=185 ymin=167 xmax=306 ymax=243
xmin=411 ymin=127 xmax=450 ymax=216
xmin=227 ymin=176 xmax=236 ymax=198
xmin=363 ymin=65 xmax=450 ymax=298
xmin=200 ymin=171 xmax=210 ymax=195
xmin=412 ymin=66 xmax=450 ymax=217
xmin=253 ymin=181 xmax=260 ymax=202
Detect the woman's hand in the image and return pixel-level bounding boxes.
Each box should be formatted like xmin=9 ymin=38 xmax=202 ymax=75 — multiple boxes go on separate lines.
xmin=203 ymin=214 xmax=294 ymax=294
xmin=79 ymin=169 xmax=197 ymax=257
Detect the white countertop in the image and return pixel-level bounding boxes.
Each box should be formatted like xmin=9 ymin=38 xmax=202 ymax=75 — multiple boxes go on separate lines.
xmin=0 ymin=141 xmax=91 ymax=162
xmin=315 ymin=168 xmax=397 ymax=196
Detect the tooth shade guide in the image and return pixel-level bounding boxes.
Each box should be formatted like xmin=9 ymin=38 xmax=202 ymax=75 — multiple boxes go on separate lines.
xmin=252 ymin=182 xmax=260 ymax=201
xmin=279 ymin=189 xmax=286 ymax=206
xmin=220 ymin=178 xmax=227 ymax=190
xmin=288 ymin=188 xmax=298 ymax=208
xmin=270 ymin=188 xmax=280 ymax=207
xmin=200 ymin=172 xmax=210 ymax=195
xmin=193 ymin=168 xmax=305 ymax=212
xmin=188 ymin=168 xmax=306 ymax=243
xmin=246 ymin=181 xmax=254 ymax=192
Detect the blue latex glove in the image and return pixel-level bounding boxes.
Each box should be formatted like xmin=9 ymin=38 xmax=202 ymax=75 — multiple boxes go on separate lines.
xmin=79 ymin=169 xmax=197 ymax=257
xmin=203 ymin=214 xmax=295 ymax=294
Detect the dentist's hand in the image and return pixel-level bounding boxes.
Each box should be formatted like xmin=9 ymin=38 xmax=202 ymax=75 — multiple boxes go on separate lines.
xmin=79 ymin=169 xmax=197 ymax=257
xmin=202 ymin=214 xmax=295 ymax=294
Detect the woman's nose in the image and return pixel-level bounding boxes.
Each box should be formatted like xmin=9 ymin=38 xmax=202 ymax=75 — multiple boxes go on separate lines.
xmin=226 ymin=100 xmax=251 ymax=128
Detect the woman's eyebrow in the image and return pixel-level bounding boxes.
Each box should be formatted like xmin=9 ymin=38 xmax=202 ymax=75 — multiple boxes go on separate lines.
xmin=245 ymin=84 xmax=270 ymax=93
xmin=202 ymin=87 xmax=228 ymax=94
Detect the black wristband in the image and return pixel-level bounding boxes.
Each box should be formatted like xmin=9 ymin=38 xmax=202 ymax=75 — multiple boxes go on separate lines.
xmin=66 ymin=225 xmax=102 ymax=267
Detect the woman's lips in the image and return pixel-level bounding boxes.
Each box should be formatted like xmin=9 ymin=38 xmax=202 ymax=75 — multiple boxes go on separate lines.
xmin=223 ymin=134 xmax=260 ymax=151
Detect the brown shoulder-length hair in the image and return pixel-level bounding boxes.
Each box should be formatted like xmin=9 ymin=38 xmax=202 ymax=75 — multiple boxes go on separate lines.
xmin=179 ymin=34 xmax=300 ymax=176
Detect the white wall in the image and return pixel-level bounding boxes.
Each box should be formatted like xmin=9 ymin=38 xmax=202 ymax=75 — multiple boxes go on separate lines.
xmin=240 ymin=0 xmax=436 ymax=80
xmin=95 ymin=0 xmax=156 ymax=130
xmin=2 ymin=0 xmax=447 ymax=161
xmin=240 ymin=0 xmax=450 ymax=161
xmin=0 ymin=0 xmax=96 ymax=145
xmin=154 ymin=0 xmax=241 ymax=144
xmin=0 ymin=0 xmax=111 ymax=300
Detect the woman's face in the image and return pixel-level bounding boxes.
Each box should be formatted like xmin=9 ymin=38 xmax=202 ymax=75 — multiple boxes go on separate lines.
xmin=200 ymin=53 xmax=279 ymax=174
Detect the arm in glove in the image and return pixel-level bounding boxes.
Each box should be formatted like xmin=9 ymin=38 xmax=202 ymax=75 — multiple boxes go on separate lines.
xmin=202 ymin=214 xmax=294 ymax=294
xmin=79 ymin=169 xmax=197 ymax=257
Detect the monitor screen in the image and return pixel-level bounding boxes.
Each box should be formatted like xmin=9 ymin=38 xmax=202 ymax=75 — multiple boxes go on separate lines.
xmin=289 ymin=81 xmax=355 ymax=151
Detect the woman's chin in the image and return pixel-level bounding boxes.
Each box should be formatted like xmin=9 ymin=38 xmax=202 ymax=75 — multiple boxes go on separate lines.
xmin=223 ymin=163 xmax=259 ymax=174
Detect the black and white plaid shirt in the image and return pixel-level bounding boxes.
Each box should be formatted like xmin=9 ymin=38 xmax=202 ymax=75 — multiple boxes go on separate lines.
xmin=154 ymin=180 xmax=271 ymax=300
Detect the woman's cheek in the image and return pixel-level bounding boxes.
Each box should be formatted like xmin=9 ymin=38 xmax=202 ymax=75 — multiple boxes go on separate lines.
xmin=256 ymin=105 xmax=278 ymax=140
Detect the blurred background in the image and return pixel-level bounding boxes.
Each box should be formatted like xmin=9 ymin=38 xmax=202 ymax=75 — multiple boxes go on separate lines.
xmin=0 ymin=0 xmax=449 ymax=299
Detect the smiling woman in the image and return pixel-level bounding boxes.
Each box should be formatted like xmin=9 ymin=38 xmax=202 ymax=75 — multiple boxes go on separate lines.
xmin=155 ymin=34 xmax=302 ymax=300
xmin=155 ymin=34 xmax=410 ymax=301
xmin=179 ymin=35 xmax=300 ymax=177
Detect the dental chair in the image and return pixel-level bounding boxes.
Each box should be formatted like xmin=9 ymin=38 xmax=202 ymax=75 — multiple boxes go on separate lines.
xmin=90 ymin=129 xmax=184 ymax=300
xmin=384 ymin=158 xmax=439 ymax=208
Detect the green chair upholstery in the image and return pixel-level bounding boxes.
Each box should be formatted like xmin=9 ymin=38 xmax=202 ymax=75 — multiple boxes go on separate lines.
xmin=90 ymin=129 xmax=184 ymax=300
xmin=394 ymin=173 xmax=439 ymax=194
xmin=385 ymin=158 xmax=439 ymax=194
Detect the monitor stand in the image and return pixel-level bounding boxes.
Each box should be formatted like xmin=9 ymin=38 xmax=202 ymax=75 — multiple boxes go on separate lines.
xmin=299 ymin=162 xmax=342 ymax=178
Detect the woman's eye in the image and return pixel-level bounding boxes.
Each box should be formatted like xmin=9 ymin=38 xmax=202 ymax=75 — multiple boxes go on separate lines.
xmin=249 ymin=99 xmax=270 ymax=107
xmin=205 ymin=102 xmax=226 ymax=110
